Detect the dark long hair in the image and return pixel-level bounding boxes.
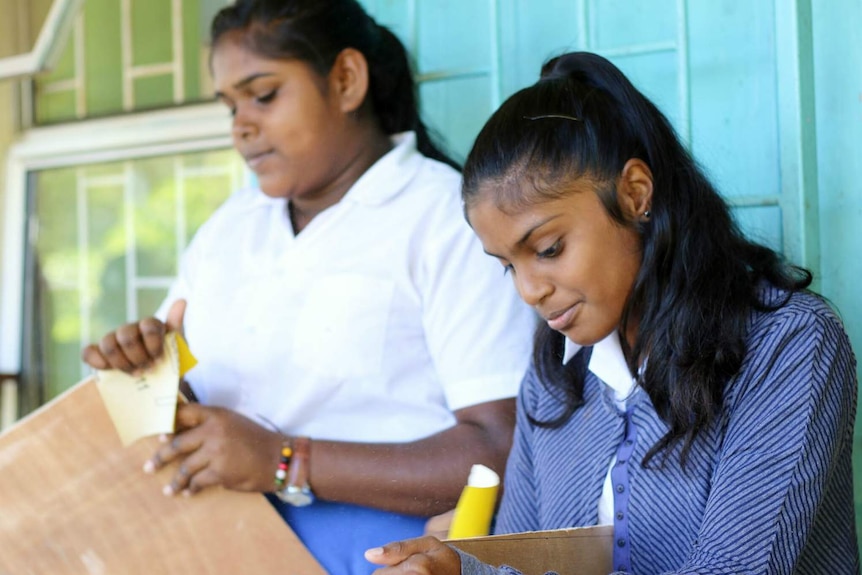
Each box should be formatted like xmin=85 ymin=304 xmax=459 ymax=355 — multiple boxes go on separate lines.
xmin=211 ymin=0 xmax=458 ymax=169
xmin=462 ymin=52 xmax=811 ymax=466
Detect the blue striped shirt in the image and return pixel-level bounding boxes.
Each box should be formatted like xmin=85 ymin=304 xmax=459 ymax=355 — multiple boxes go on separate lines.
xmin=459 ymin=288 xmax=859 ymax=574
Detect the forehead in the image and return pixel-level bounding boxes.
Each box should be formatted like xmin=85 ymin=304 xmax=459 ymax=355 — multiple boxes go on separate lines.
xmin=465 ymin=187 xmax=557 ymax=250
xmin=210 ymin=35 xmax=314 ymax=91
xmin=466 ymin=178 xmax=606 ymax=249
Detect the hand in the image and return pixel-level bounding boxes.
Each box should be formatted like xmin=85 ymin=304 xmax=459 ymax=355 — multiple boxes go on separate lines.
xmin=365 ymin=536 xmax=461 ymax=575
xmin=144 ymin=402 xmax=281 ymax=496
xmin=424 ymin=509 xmax=456 ymax=539
xmin=81 ymin=299 xmax=186 ymax=373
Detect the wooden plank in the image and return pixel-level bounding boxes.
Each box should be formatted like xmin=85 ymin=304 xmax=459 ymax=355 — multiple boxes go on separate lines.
xmin=0 ymin=377 xmax=326 ymax=575
xmin=448 ymin=525 xmax=613 ymax=575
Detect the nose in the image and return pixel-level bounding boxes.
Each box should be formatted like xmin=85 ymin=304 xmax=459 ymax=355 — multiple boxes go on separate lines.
xmin=231 ymin=106 xmax=258 ymax=142
xmin=513 ymin=266 xmax=552 ymax=308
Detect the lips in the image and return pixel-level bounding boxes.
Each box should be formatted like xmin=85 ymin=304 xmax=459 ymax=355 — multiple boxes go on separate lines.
xmin=243 ymin=149 xmax=274 ymax=169
xmin=545 ymin=303 xmax=580 ymax=331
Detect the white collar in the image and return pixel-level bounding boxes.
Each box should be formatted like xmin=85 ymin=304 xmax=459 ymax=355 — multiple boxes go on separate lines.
xmin=563 ymin=331 xmax=637 ymax=402
xmin=341 ymin=131 xmax=424 ymax=206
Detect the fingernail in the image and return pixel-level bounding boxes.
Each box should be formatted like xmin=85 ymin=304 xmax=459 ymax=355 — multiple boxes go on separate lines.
xmin=143 ymin=460 xmax=155 ymax=474
xmin=159 ymin=434 xmax=169 ymax=443
xmin=182 ymin=489 xmax=192 ymax=498
xmin=364 ymin=547 xmax=383 ymax=559
xmin=163 ymin=485 xmax=174 ymax=497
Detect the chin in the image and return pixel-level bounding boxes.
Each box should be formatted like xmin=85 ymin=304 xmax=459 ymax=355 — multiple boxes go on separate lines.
xmin=561 ymin=326 xmax=610 ymax=348
xmin=256 ymin=177 xmax=292 ymax=199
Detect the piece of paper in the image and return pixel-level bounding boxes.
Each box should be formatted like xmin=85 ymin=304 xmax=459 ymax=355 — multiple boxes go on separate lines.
xmin=95 ymin=332 xmax=192 ymax=446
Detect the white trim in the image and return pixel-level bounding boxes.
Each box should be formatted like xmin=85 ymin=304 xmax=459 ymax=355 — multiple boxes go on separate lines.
xmin=123 ymin=162 xmax=138 ymax=322
xmin=121 ymin=0 xmax=133 ymax=110
xmin=74 ymin=12 xmax=86 ymax=118
xmin=128 ymin=63 xmax=176 ymax=79
xmin=172 ymin=0 xmax=185 ymax=103
xmin=75 ymin=168 xmax=90 ymax=381
xmin=0 ymin=0 xmax=85 ymax=80
xmin=0 ymin=102 xmax=232 ymax=373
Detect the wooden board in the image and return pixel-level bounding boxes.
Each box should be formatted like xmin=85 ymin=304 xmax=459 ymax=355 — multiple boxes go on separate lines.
xmin=448 ymin=525 xmax=613 ymax=575
xmin=0 ymin=378 xmax=327 ymax=575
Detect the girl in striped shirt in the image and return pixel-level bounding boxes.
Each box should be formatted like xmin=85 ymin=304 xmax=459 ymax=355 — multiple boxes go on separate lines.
xmin=366 ymin=51 xmax=859 ymax=575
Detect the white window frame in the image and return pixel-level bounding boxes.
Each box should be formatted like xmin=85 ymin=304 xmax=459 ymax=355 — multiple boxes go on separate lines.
xmin=0 ymin=0 xmax=85 ymax=80
xmin=0 ymin=103 xmax=232 ymax=386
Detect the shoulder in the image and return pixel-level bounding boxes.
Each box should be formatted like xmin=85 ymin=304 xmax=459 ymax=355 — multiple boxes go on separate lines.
xmin=732 ymin=286 xmax=857 ymax=402
xmin=401 ymin=155 xmax=463 ymax=213
xmin=748 ymin=287 xmax=851 ymax=353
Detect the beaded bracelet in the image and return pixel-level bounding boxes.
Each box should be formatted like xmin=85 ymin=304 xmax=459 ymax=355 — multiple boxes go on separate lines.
xmin=273 ymin=441 xmax=293 ymax=490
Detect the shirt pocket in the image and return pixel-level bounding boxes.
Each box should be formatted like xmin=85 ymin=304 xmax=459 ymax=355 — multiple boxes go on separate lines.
xmin=291 ymin=273 xmax=394 ymax=379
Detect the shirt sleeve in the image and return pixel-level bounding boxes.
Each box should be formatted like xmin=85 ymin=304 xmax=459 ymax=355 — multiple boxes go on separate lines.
xmin=494 ymin=366 xmax=541 ymax=534
xmin=670 ymin=303 xmax=858 ymax=574
xmin=455 ymin=548 xmax=526 ymax=575
xmin=154 ymin=187 xmax=248 ymax=322
xmin=154 ymin=242 xmax=195 ymax=322
xmin=417 ymin=199 xmax=536 ymax=412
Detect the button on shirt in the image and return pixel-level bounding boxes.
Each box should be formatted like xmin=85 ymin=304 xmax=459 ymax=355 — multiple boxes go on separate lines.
xmin=157 ymin=132 xmax=535 ymax=443
xmin=563 ymin=331 xmax=640 ymax=526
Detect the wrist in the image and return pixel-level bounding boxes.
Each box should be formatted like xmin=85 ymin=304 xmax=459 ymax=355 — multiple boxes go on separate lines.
xmin=273 ymin=436 xmax=315 ymax=507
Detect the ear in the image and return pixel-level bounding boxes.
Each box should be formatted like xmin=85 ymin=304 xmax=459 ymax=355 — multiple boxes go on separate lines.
xmin=617 ymin=158 xmax=654 ymax=222
xmin=327 ymin=48 xmax=370 ymax=114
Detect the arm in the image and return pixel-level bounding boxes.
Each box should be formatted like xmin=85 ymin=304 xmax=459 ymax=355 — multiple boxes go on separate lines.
xmin=308 ymin=398 xmax=516 ymax=514
xmin=149 ymin=397 xmax=515 ymax=516
xmin=670 ymin=306 xmax=857 ymax=574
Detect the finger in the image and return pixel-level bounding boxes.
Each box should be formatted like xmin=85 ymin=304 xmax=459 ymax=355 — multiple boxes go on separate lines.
xmin=424 ymin=509 xmax=456 ymax=538
xmin=81 ymin=344 xmax=110 ymax=370
xmin=174 ymin=403 xmax=208 ymax=431
xmin=114 ymin=323 xmax=155 ymax=369
xmin=97 ymin=331 xmax=135 ymax=372
xmin=147 ymin=430 xmax=203 ymax=472
xmin=183 ymin=467 xmax=220 ymax=496
xmin=138 ymin=317 xmax=167 ymax=360
xmin=165 ymin=454 xmax=209 ymax=496
xmin=166 ymin=299 xmax=187 ymax=335
xmin=365 ymin=537 xmax=434 ymax=567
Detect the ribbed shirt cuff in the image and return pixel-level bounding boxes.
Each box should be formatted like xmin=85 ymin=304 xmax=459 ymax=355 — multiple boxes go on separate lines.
xmin=454 ymin=548 xmax=534 ymax=575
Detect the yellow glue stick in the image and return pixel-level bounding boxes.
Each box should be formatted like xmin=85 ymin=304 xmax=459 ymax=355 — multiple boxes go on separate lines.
xmin=447 ymin=464 xmax=500 ymax=539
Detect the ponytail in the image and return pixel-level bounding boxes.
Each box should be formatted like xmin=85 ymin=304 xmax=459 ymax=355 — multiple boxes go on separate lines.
xmin=211 ymin=0 xmax=459 ymax=169
xmin=367 ymin=25 xmax=460 ymax=169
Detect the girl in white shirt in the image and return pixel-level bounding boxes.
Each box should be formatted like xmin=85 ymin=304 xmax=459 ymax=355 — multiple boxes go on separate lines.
xmin=81 ymin=1 xmax=535 ymax=574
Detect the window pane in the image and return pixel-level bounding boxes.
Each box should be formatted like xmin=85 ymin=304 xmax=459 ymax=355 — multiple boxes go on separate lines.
xmin=28 ymin=148 xmax=244 ymax=401
xmin=32 ymin=0 xmax=225 ymax=123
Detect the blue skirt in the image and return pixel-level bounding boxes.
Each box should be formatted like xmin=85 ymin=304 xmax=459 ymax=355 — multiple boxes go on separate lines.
xmin=266 ymin=495 xmax=427 ymax=575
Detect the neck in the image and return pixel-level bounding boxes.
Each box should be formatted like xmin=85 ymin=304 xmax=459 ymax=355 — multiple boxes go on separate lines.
xmin=290 ymin=126 xmax=393 ymax=234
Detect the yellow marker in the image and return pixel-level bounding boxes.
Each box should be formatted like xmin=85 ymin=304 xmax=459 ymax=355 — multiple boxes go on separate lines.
xmin=447 ymin=464 xmax=500 ymax=539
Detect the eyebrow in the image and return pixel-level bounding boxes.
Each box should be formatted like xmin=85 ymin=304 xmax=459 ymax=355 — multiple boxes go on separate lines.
xmin=214 ymin=72 xmax=276 ymax=98
xmin=483 ymin=214 xmax=561 ymax=258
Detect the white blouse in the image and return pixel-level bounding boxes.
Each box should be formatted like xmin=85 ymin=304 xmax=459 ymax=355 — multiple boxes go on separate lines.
xmin=158 ymin=132 xmax=536 ymax=444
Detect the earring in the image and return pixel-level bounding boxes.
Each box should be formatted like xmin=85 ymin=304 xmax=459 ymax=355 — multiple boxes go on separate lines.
xmin=642 ymin=210 xmax=651 ymax=219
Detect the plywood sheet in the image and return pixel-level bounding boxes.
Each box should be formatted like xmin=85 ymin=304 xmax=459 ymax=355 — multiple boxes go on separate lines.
xmin=0 ymin=378 xmax=327 ymax=575
xmin=448 ymin=525 xmax=613 ymax=575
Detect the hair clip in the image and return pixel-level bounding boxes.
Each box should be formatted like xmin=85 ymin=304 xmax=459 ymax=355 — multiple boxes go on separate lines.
xmin=523 ymin=114 xmax=582 ymax=122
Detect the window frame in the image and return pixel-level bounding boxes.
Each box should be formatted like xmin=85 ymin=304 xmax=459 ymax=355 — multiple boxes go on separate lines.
xmin=0 ymin=102 xmax=232 ymax=397
xmin=0 ymin=0 xmax=84 ymax=81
